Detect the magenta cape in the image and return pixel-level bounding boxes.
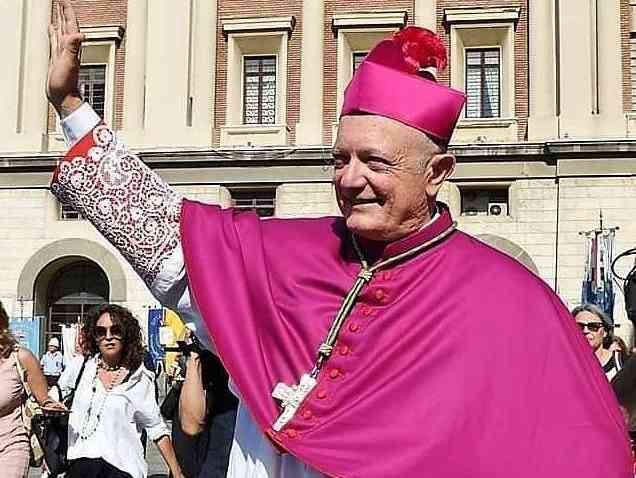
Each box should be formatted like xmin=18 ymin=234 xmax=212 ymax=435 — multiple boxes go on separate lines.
xmin=181 ymin=200 xmax=631 ymax=478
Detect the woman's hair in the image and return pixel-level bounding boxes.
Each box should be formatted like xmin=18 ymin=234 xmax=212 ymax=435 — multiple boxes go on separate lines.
xmin=0 ymin=300 xmax=17 ymax=359
xmin=571 ymin=303 xmax=613 ymax=348
xmin=82 ymin=303 xmax=144 ymax=371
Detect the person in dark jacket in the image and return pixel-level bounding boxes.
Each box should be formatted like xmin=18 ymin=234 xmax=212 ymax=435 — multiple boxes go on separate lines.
xmin=161 ymin=330 xmax=237 ymax=478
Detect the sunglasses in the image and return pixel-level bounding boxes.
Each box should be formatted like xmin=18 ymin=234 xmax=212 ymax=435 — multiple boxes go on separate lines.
xmin=576 ymin=322 xmax=605 ymax=333
xmin=94 ymin=324 xmax=123 ymax=339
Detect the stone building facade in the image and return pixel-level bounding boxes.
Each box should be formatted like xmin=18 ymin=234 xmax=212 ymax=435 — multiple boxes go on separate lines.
xmin=1 ymin=0 xmax=636 ymax=350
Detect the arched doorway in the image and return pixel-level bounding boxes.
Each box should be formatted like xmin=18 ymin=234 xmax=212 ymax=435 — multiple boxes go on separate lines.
xmin=38 ymin=258 xmax=109 ymax=350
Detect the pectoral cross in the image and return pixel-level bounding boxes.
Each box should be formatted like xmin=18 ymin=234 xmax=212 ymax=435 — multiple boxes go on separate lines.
xmin=271 ymin=373 xmax=317 ymax=431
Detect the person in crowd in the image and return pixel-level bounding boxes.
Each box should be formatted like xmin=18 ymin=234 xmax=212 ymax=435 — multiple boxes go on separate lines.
xmin=611 ymin=355 xmax=636 ymax=467
xmin=0 ymin=300 xmax=65 ymax=478
xmin=162 ymin=328 xmax=237 ymax=478
xmin=46 ymin=2 xmax=631 ymax=476
xmin=40 ymin=337 xmax=64 ymax=387
xmin=572 ymin=303 xmax=623 ymax=380
xmin=58 ymin=303 xmax=184 ymax=478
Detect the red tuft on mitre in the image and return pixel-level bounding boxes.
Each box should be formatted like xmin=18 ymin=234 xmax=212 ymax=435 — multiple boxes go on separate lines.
xmin=392 ymin=26 xmax=448 ymax=74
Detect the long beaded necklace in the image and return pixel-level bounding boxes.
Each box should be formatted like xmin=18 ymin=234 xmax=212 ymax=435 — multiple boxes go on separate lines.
xmin=79 ymin=356 xmax=127 ymax=440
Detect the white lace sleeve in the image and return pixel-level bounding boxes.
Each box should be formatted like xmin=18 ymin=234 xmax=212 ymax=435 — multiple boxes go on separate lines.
xmin=51 ymin=125 xmax=182 ymax=285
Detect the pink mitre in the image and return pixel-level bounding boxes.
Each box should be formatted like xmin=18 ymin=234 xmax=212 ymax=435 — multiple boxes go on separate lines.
xmin=340 ymin=26 xmax=466 ymax=146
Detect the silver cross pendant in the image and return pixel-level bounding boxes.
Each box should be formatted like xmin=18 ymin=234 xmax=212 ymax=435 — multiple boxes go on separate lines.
xmin=271 ymin=373 xmax=317 ymax=431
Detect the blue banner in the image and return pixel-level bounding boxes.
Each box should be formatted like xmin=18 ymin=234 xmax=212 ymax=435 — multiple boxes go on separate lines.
xmin=10 ymin=317 xmax=41 ymax=357
xmin=147 ymin=308 xmax=165 ymax=365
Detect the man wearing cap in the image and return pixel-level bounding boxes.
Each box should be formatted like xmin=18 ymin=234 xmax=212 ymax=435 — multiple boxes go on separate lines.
xmin=40 ymin=337 xmax=65 ymax=387
xmin=46 ymin=2 xmax=630 ymax=477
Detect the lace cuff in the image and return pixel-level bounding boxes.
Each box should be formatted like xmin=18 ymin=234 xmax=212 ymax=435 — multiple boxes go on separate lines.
xmin=50 ymin=125 xmax=182 ymax=285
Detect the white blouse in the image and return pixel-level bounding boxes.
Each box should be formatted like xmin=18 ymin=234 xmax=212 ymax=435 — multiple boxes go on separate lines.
xmin=58 ymin=355 xmax=169 ymax=478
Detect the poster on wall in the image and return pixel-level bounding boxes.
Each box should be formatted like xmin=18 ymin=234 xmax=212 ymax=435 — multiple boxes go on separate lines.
xmin=10 ymin=316 xmax=42 ymax=357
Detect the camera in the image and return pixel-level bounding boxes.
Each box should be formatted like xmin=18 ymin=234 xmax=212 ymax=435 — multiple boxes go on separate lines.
xmin=164 ymin=332 xmax=203 ymax=356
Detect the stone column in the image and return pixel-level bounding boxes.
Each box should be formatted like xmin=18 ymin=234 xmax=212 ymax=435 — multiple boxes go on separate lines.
xmin=0 ymin=0 xmax=52 ymax=153
xmin=144 ymin=1 xmax=191 ymax=143
xmin=414 ymin=0 xmax=436 ymax=30
xmin=122 ymin=0 xmax=147 ymax=134
xmin=123 ymin=0 xmax=216 ymax=147
xmin=557 ymin=0 xmax=595 ymax=138
xmin=594 ymin=0 xmax=625 ymax=136
xmin=21 ymin=0 xmax=51 ymax=144
xmin=527 ymin=0 xmax=559 ymax=140
xmin=295 ymin=0 xmax=324 ymax=146
xmin=189 ymin=0 xmax=217 ymax=142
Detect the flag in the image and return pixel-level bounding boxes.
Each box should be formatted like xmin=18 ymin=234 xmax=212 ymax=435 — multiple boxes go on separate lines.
xmin=147 ymin=308 xmax=165 ymax=365
xmin=581 ymin=227 xmax=616 ymax=322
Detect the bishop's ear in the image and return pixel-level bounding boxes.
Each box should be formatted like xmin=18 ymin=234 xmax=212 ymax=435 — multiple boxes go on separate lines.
xmin=424 ymin=153 xmax=456 ymax=196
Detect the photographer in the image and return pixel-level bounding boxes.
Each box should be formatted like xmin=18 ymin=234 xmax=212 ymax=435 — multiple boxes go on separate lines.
xmin=162 ymin=329 xmax=237 ymax=478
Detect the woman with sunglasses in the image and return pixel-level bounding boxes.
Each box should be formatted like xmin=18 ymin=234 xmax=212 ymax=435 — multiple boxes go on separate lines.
xmin=572 ymin=303 xmax=622 ymax=381
xmin=58 ymin=304 xmax=184 ymax=478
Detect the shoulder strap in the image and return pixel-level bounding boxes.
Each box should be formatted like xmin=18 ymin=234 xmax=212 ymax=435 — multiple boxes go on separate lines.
xmin=13 ymin=348 xmax=33 ymax=397
xmin=65 ymin=356 xmax=88 ymax=408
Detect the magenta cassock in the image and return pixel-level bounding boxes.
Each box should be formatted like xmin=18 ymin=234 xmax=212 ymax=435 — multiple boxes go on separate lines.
xmin=181 ymin=200 xmax=631 ymax=478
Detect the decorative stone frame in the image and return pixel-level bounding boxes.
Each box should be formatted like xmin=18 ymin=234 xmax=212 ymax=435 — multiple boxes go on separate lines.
xmin=444 ymin=7 xmax=520 ymax=143
xmin=331 ymin=10 xmax=407 ymax=141
xmin=220 ymin=16 xmax=295 ymax=146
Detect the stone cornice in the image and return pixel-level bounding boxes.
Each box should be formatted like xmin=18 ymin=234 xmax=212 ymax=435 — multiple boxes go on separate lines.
xmin=444 ymin=7 xmax=521 ymax=24
xmin=80 ymin=25 xmax=125 ymax=42
xmin=221 ymin=16 xmax=296 ymax=34
xmin=3 ymin=140 xmax=636 ymax=172
xmin=332 ymin=10 xmax=407 ymax=30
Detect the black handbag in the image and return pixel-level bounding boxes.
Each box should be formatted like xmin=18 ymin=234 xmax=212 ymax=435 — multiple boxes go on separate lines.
xmin=32 ymin=357 xmax=87 ymax=477
xmin=160 ymin=381 xmax=182 ymax=420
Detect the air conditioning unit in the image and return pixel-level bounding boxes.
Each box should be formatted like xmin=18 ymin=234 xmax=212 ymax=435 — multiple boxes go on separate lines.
xmin=488 ymin=202 xmax=508 ymax=216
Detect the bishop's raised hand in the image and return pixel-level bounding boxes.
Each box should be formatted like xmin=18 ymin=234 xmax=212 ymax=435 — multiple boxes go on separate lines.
xmin=46 ymin=0 xmax=85 ymax=118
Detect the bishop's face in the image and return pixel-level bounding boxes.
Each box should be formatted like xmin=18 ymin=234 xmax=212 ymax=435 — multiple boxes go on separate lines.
xmin=332 ymin=115 xmax=452 ymax=242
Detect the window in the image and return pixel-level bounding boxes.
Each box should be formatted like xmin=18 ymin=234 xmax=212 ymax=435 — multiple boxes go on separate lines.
xmin=445 ymin=7 xmax=519 ymax=143
xmin=243 ymin=56 xmax=277 ymax=125
xmin=353 ymin=51 xmax=368 ymax=72
xmin=230 ymin=188 xmax=276 ymax=217
xmin=460 ymin=187 xmax=509 ymax=216
xmin=465 ymin=49 xmax=500 ymax=118
xmin=332 ymin=10 xmax=407 ymax=133
xmin=79 ymin=65 xmax=107 ymax=118
xmin=220 ymin=16 xmax=294 ymax=146
xmin=59 ymin=200 xmax=83 ymax=221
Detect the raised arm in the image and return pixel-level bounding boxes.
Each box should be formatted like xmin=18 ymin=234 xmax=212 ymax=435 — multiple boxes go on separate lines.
xmin=46 ymin=1 xmax=211 ymax=349
xmin=46 ymin=0 xmax=84 ymax=119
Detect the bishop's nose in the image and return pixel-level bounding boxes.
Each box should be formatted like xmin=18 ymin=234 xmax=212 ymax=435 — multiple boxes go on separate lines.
xmin=336 ymin=157 xmax=367 ymax=191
